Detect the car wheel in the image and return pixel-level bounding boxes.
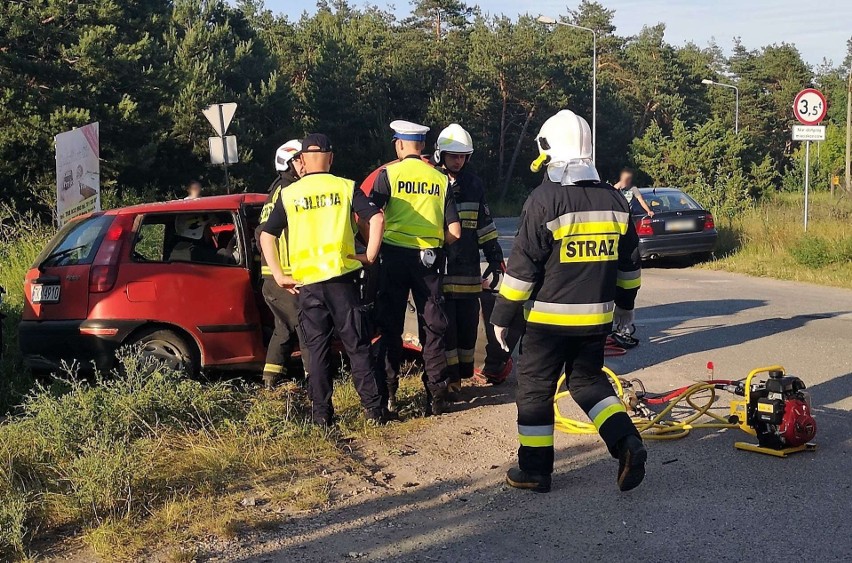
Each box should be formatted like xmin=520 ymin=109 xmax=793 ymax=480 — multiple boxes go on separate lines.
xmin=692 ymin=251 xmax=714 ymax=264
xmin=128 ymin=328 xmax=198 ymax=375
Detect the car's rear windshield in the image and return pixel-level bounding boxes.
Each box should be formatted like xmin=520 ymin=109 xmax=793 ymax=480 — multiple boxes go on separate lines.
xmin=34 ymin=214 xmax=113 ymax=268
xmin=635 ymin=190 xmax=701 ymax=213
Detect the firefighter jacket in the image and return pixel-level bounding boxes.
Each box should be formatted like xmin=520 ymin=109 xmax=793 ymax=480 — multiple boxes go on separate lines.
xmin=443 ymin=170 xmax=504 ymax=299
xmin=263 ymin=173 xmax=380 ymax=285
xmin=370 ymin=155 xmax=457 ymax=250
xmin=257 ymin=174 xmax=295 ymax=278
xmin=491 ymin=178 xmax=641 ymax=335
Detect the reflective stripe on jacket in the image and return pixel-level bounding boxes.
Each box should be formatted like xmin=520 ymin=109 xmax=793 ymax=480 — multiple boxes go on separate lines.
xmin=491 ymin=179 xmax=641 ymax=335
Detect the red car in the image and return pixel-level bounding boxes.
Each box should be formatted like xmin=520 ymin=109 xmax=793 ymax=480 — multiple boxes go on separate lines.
xmin=19 ymin=194 xmax=275 ymax=375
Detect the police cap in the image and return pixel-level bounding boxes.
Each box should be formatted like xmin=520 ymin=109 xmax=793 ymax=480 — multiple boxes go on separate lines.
xmin=390 ymin=120 xmax=429 ymax=142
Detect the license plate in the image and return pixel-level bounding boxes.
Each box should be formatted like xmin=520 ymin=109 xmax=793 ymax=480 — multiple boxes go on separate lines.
xmin=666 ymin=219 xmax=695 ymax=232
xmin=32 ymin=284 xmax=61 ymax=304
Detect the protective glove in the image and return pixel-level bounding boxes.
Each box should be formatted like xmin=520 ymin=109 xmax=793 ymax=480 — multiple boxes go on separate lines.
xmin=492 ymin=324 xmax=510 ymax=352
xmin=481 ymin=262 xmax=504 ymax=291
xmin=613 ymin=306 xmax=635 ymax=332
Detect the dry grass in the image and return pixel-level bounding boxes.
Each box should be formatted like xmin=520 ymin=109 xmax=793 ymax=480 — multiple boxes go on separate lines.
xmin=704 ymin=192 xmax=852 ymax=289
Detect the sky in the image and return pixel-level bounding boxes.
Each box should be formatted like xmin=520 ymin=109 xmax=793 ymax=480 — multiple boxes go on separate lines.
xmin=262 ymin=0 xmax=852 ymax=67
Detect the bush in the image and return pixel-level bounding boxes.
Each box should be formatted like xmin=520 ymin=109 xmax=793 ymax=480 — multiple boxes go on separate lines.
xmin=789 ymin=235 xmax=852 ymax=269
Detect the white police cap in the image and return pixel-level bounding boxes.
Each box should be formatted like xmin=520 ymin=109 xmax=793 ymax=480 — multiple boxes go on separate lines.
xmin=390 ymin=120 xmax=429 ymax=141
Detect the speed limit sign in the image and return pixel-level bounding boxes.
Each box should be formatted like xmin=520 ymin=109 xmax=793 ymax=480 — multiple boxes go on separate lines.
xmin=793 ymin=88 xmax=827 ymax=125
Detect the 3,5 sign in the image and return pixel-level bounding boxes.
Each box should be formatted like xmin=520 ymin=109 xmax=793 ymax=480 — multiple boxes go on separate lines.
xmin=793 ymin=88 xmax=827 ymax=125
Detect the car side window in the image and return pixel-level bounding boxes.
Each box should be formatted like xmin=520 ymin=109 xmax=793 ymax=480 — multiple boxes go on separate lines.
xmin=131 ymin=212 xmax=242 ymax=267
xmin=133 ymin=222 xmax=166 ymax=261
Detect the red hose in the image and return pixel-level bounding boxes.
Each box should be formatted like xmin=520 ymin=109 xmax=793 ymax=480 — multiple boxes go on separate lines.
xmin=642 ymin=380 xmax=737 ymax=405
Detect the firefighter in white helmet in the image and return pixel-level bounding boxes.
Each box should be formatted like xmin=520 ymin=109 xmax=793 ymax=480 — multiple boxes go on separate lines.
xmin=491 ymin=110 xmax=645 ymax=493
xmin=432 ymin=124 xmax=504 ymax=393
xmin=256 ymin=139 xmax=308 ymax=388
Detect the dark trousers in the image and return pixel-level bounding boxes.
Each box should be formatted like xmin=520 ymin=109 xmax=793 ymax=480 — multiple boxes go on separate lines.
xmin=261 ymin=280 xmax=309 ymax=379
xmin=516 ymin=330 xmax=638 ymax=475
xmin=298 ymin=274 xmax=382 ymax=423
xmin=374 ymin=244 xmax=449 ymax=398
xmin=479 ymin=290 xmax=524 ymax=374
xmin=444 ymin=296 xmax=480 ymax=381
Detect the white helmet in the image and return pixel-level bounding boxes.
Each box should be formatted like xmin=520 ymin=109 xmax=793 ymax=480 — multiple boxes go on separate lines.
xmin=531 ymin=109 xmax=599 ymax=184
xmin=434 ymin=123 xmax=474 ymax=163
xmin=175 ymin=214 xmax=211 ymax=240
xmin=274 ymin=139 xmax=303 ymax=172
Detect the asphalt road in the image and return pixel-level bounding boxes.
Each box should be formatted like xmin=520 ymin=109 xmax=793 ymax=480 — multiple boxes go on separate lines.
xmin=230 ymin=217 xmax=852 ymax=563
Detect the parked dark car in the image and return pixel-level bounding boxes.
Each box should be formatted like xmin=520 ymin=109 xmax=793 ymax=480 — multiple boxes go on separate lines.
xmin=630 ymin=187 xmax=717 ymax=260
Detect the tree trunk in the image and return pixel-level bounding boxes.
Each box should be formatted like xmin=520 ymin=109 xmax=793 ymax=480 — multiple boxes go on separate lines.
xmin=500 ymin=107 xmax=535 ymax=202
xmin=497 ymin=75 xmax=507 ymax=188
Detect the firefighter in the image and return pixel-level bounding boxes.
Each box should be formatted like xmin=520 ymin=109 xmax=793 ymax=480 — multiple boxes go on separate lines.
xmin=433 ymin=124 xmax=504 ymax=393
xmin=260 ymin=133 xmax=386 ymax=426
xmin=491 ymin=110 xmax=646 ymax=493
xmin=256 ymin=140 xmax=310 ymax=388
xmin=370 ymin=120 xmax=462 ymax=416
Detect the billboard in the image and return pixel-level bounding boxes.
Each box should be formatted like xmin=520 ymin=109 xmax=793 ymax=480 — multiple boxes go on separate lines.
xmin=55 ymin=122 xmax=100 ymax=225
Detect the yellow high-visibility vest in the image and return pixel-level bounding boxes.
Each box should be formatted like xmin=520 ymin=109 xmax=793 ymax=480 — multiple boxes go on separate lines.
xmin=279 ymin=173 xmax=361 ymax=285
xmin=383 ymin=158 xmax=448 ymax=249
xmin=260 ymin=184 xmax=291 ymax=276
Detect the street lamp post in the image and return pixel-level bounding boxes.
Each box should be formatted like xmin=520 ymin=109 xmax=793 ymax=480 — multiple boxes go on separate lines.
xmin=701 ymin=78 xmax=739 ymax=134
xmin=538 ymin=15 xmax=597 ymax=163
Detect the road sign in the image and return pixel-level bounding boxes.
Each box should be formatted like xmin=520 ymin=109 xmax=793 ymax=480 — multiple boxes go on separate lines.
xmin=209 ymin=136 xmax=238 ymax=165
xmin=202 ymin=103 xmax=237 ymax=136
xmin=832 ymin=175 xmax=840 ymax=186
xmin=792 ymin=125 xmax=826 ymax=141
xmin=793 ymin=88 xmax=827 ymax=125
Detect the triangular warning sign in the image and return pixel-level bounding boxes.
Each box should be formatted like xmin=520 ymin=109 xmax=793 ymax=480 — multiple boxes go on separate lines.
xmin=202 ymin=103 xmax=238 ymax=136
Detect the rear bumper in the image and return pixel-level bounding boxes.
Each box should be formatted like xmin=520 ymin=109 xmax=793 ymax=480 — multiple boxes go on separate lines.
xmin=19 ymin=319 xmax=145 ymax=373
xmin=639 ymin=230 xmax=717 ymax=259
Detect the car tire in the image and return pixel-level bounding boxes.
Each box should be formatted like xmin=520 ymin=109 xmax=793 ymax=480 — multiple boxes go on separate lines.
xmin=127 ymin=328 xmax=198 ymax=376
xmin=692 ymin=251 xmax=714 ymax=264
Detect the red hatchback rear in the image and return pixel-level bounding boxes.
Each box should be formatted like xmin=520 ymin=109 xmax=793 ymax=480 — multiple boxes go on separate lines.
xmin=19 ymin=194 xmax=271 ymax=374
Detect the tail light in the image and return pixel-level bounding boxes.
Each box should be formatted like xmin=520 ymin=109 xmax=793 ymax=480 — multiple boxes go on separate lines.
xmin=636 ymin=217 xmax=654 ymax=236
xmin=703 ymin=213 xmax=715 ymax=231
xmin=89 ymin=214 xmax=134 ymax=293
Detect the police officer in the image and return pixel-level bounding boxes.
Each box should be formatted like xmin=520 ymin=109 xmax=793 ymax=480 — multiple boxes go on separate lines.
xmin=433 ymin=124 xmax=504 ymax=393
xmin=491 ymin=110 xmax=646 ymax=493
xmin=370 ymin=120 xmax=462 ymax=416
xmin=256 ymin=140 xmax=309 ymax=388
xmin=260 ymin=133 xmax=386 ymax=426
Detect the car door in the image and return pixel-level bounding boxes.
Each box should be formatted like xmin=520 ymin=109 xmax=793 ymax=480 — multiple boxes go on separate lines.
xmin=103 ymin=210 xmax=266 ymax=368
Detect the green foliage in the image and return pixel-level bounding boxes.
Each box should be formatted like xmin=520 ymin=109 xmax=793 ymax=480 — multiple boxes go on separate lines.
xmin=789 ymin=235 xmax=852 ymax=268
xmin=3 ymin=0 xmax=844 ymax=215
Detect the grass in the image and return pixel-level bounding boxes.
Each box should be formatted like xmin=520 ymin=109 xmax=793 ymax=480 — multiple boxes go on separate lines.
xmin=0 ymin=206 xmax=53 ymax=414
xmin=0 ymin=350 xmax=427 ymax=561
xmin=703 ymin=192 xmax=852 ymax=289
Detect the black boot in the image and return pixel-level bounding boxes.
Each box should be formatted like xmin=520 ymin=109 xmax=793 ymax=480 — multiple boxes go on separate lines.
xmin=425 ymin=382 xmax=449 ymax=416
xmin=506 ymin=467 xmax=551 ymax=493
xmin=365 ymin=408 xmax=388 ymax=426
xmin=616 ymin=434 xmax=647 ymax=492
xmin=386 ymin=382 xmax=399 ymax=413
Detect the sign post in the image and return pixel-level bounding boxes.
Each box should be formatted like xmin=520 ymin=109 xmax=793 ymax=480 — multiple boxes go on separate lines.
xmin=793 ymin=88 xmax=827 ymax=231
xmin=202 ymin=103 xmax=238 ymax=193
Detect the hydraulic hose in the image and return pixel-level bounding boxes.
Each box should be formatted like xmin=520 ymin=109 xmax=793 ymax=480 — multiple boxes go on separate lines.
xmin=553 ymin=367 xmax=742 ymax=440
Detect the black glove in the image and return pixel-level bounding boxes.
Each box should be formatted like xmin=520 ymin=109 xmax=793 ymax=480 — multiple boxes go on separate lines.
xmin=482 ymin=261 xmax=504 ymax=291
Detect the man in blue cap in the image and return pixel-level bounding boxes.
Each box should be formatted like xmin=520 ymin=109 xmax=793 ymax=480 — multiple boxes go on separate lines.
xmin=370 ymin=120 xmax=462 ymax=415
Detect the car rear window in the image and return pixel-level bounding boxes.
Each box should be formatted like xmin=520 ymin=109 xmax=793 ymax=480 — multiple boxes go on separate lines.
xmin=34 ymin=214 xmax=113 ymax=268
xmin=636 ymin=191 xmax=701 ymax=213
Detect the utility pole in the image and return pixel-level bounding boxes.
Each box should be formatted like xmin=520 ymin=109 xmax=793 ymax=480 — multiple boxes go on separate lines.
xmin=846 ymin=58 xmax=851 ymax=193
